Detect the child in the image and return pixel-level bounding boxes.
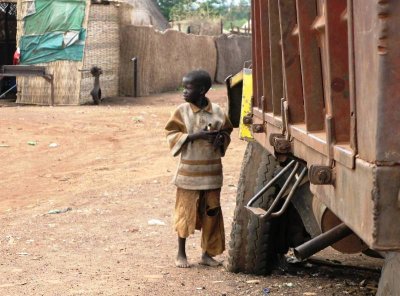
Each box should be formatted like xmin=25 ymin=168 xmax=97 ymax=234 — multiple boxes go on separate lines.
xmin=165 ymin=69 xmax=233 ymax=268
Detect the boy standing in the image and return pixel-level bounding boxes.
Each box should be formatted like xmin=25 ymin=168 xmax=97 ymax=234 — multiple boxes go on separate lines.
xmin=165 ymin=69 xmax=233 ymax=268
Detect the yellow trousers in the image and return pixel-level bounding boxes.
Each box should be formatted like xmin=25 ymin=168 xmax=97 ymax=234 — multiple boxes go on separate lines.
xmin=174 ymin=187 xmax=225 ymax=256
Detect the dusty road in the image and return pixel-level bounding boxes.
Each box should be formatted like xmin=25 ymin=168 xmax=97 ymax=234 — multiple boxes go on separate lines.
xmin=0 ymin=87 xmax=381 ymax=295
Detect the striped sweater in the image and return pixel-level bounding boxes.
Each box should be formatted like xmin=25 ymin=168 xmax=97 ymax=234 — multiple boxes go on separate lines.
xmin=165 ymin=98 xmax=233 ymax=190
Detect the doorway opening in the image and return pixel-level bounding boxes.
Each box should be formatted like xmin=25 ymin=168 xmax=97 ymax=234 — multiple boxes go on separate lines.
xmin=0 ymin=3 xmax=17 ymax=100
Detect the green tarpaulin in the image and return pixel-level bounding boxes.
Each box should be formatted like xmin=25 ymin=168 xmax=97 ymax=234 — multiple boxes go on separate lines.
xmin=20 ymin=0 xmax=86 ymax=64
xmin=20 ymin=30 xmax=86 ymax=65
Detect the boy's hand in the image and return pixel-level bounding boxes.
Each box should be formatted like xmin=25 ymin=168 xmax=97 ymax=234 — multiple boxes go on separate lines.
xmin=213 ymin=133 xmax=225 ymax=151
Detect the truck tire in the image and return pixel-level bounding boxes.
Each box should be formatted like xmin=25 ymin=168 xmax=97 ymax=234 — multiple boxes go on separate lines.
xmin=226 ymin=141 xmax=266 ymax=272
xmin=377 ymin=252 xmax=400 ymax=296
xmin=227 ymin=142 xmax=282 ymax=273
xmin=244 ymin=149 xmax=282 ymax=275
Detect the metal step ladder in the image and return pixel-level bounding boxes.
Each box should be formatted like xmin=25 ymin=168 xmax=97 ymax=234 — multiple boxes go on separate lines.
xmin=245 ymin=160 xmax=308 ymax=219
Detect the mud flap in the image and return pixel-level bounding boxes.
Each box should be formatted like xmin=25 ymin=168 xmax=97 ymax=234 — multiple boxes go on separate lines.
xmin=225 ymin=68 xmax=254 ymax=141
xmin=239 ymin=68 xmax=254 ymax=141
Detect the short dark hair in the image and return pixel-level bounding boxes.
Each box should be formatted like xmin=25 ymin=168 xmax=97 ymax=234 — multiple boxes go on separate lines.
xmin=183 ymin=69 xmax=212 ymax=92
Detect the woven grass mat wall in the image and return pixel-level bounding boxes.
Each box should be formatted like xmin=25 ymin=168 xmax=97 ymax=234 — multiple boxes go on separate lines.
xmin=120 ymin=26 xmax=217 ymax=97
xmin=215 ymin=34 xmax=251 ymax=83
xmin=16 ymin=61 xmax=85 ymax=105
xmin=80 ymin=4 xmax=120 ymax=104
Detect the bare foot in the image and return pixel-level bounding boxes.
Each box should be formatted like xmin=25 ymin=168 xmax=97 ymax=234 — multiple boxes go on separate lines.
xmin=175 ymin=254 xmax=190 ymax=268
xmin=199 ymin=253 xmax=221 ymax=267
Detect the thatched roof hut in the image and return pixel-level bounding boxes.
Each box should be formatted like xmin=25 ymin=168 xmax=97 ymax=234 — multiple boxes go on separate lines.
xmin=0 ymin=0 xmax=168 ymax=105
xmin=125 ymin=0 xmax=169 ymax=30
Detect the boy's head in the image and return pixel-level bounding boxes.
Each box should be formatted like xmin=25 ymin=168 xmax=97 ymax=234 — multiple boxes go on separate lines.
xmin=182 ymin=70 xmax=212 ymax=104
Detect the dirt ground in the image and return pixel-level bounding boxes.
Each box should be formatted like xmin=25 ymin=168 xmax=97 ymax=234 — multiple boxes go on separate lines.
xmin=0 ymin=87 xmax=382 ymax=296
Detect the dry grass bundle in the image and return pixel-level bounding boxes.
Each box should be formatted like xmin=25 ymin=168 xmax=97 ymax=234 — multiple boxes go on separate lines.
xmin=16 ymin=61 xmax=84 ymax=105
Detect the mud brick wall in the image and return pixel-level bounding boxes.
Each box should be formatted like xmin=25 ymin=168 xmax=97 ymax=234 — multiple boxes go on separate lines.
xmin=119 ymin=26 xmax=217 ymax=96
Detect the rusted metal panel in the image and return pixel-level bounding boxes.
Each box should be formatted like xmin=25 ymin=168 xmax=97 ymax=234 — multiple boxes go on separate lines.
xmin=352 ymin=0 xmax=378 ymax=163
xmin=252 ymin=116 xmax=271 ymax=152
xmin=324 ymin=0 xmax=350 ymax=143
xmin=290 ymin=124 xmax=329 ymax=156
xmin=259 ymin=1 xmax=272 ymax=113
xmin=296 ymin=0 xmax=325 ymax=132
xmin=248 ymin=0 xmax=400 ymax=250
xmin=373 ymin=166 xmax=400 ymax=249
xmin=311 ymin=157 xmax=400 ymax=250
xmin=347 ymin=0 xmax=357 ymax=152
xmin=250 ymin=0 xmax=257 ymax=107
xmin=374 ymin=0 xmax=400 ymax=163
xmin=353 ymin=0 xmax=400 ymax=164
xmin=312 ymin=158 xmax=376 ymax=248
xmin=333 ymin=144 xmax=354 ymax=169
xmin=278 ymin=0 xmax=305 ymax=124
xmin=268 ymin=0 xmax=283 ymax=116
xmin=252 ymin=0 xmax=263 ymax=109
xmin=256 ymin=111 xmax=400 ymax=249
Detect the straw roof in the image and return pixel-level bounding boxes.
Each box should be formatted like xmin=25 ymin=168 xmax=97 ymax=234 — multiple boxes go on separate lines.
xmin=123 ymin=0 xmax=169 ymax=31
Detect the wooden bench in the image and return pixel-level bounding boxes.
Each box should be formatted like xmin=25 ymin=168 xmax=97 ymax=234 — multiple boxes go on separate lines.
xmin=0 ymin=65 xmax=54 ymax=105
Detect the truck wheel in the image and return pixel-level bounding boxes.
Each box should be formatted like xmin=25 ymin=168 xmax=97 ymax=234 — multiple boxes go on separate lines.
xmin=226 ymin=141 xmax=266 ymax=272
xmin=227 ymin=141 xmax=283 ymax=274
xmin=245 ymin=149 xmax=282 ymax=275
xmin=377 ymin=252 xmax=400 ymax=296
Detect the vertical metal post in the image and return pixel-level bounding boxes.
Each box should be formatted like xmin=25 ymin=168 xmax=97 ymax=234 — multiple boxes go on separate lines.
xmin=131 ymin=57 xmax=138 ymax=97
xmin=50 ymin=76 xmax=54 ymax=106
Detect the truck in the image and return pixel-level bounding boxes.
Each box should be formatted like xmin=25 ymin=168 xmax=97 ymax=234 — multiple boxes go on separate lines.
xmin=225 ymin=1 xmax=400 ymax=295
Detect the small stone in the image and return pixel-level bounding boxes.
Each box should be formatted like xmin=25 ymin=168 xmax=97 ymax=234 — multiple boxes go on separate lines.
xmin=147 ymin=219 xmax=165 ymax=226
xmin=263 ymin=287 xmax=271 ymax=294
xmin=132 ymin=116 xmax=144 ymax=123
xmin=246 ymin=280 xmax=260 ymax=284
